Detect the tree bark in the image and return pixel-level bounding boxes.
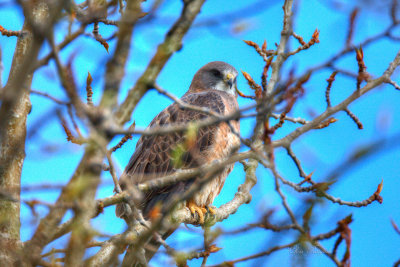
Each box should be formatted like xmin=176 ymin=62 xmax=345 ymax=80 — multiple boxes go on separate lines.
xmin=0 ymin=2 xmax=48 ymax=264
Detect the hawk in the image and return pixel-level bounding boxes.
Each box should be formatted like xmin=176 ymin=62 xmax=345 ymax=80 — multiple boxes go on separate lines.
xmin=117 ymin=61 xmax=240 ymax=265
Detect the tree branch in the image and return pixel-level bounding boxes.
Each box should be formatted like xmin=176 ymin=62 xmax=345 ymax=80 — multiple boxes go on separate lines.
xmin=115 ymin=0 xmax=206 ymax=125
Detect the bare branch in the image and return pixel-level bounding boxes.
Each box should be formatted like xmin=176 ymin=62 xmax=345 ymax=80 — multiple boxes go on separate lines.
xmin=0 ymin=24 xmax=24 ymax=37
xmin=209 ymin=241 xmax=298 ymax=266
xmin=385 ymin=78 xmax=400 ymax=90
xmin=345 ymin=8 xmax=359 ymax=48
xmin=115 ymin=0 xmax=206 ymax=125
xmin=325 ymin=71 xmax=338 ymax=107
xmin=344 ymin=108 xmax=363 ymax=130
xmin=86 ymin=72 xmax=94 ymax=106
xmin=30 ymin=89 xmax=69 ymax=105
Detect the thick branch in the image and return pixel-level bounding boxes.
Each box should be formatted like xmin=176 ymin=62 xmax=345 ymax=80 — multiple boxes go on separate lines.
xmin=88 ymin=158 xmax=258 ymax=265
xmin=99 ymin=0 xmax=142 ymax=110
xmin=115 ymin=0 xmax=206 ymax=125
xmin=0 ymin=2 xmax=51 ymax=264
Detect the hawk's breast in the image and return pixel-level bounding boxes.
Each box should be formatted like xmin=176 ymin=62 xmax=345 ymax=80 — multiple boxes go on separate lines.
xmin=192 ymin=91 xmax=240 ymax=206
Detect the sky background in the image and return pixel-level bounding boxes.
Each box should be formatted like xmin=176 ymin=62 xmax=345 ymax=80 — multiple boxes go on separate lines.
xmin=1 ymin=0 xmax=399 ymax=266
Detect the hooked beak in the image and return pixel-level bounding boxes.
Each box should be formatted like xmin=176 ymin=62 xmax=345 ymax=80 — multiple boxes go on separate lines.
xmin=225 ymin=73 xmax=235 ymax=88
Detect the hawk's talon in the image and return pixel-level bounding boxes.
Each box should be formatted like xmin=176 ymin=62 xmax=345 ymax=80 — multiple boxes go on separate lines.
xmin=187 ymin=200 xmax=207 ymax=224
xmin=205 ymin=205 xmax=216 ymax=215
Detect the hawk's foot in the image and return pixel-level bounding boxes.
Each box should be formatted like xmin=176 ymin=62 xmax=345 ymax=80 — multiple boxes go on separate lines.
xmin=205 ymin=205 xmax=216 ymax=215
xmin=187 ymin=200 xmax=207 ymax=224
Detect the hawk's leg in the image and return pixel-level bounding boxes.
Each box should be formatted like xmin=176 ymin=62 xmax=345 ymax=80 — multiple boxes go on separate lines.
xmin=187 ymin=200 xmax=207 ymax=224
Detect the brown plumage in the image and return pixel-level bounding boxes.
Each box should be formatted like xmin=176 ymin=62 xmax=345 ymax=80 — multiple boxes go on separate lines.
xmin=117 ymin=61 xmax=240 ymax=266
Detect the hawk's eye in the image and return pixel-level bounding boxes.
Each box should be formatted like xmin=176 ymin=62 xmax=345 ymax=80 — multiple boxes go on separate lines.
xmin=210 ymin=69 xmax=222 ymax=77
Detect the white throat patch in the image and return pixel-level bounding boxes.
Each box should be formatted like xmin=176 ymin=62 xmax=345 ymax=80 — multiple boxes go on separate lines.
xmin=213 ymin=81 xmax=235 ymax=95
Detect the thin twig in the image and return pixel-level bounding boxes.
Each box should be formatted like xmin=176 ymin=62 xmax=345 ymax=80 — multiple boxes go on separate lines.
xmin=30 ymin=89 xmax=69 ymax=105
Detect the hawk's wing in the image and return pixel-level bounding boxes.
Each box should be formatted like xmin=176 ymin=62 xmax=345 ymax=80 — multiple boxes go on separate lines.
xmin=117 ymin=91 xmax=231 ymax=217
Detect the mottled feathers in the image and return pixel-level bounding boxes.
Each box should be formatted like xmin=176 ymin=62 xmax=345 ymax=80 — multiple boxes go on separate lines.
xmin=116 ymin=61 xmax=240 ymax=219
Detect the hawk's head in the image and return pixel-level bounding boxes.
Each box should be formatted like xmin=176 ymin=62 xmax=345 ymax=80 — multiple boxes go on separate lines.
xmin=189 ymin=61 xmax=238 ymax=96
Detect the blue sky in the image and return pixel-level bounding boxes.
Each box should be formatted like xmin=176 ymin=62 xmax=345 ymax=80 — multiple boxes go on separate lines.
xmin=1 ymin=0 xmax=399 ymax=266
